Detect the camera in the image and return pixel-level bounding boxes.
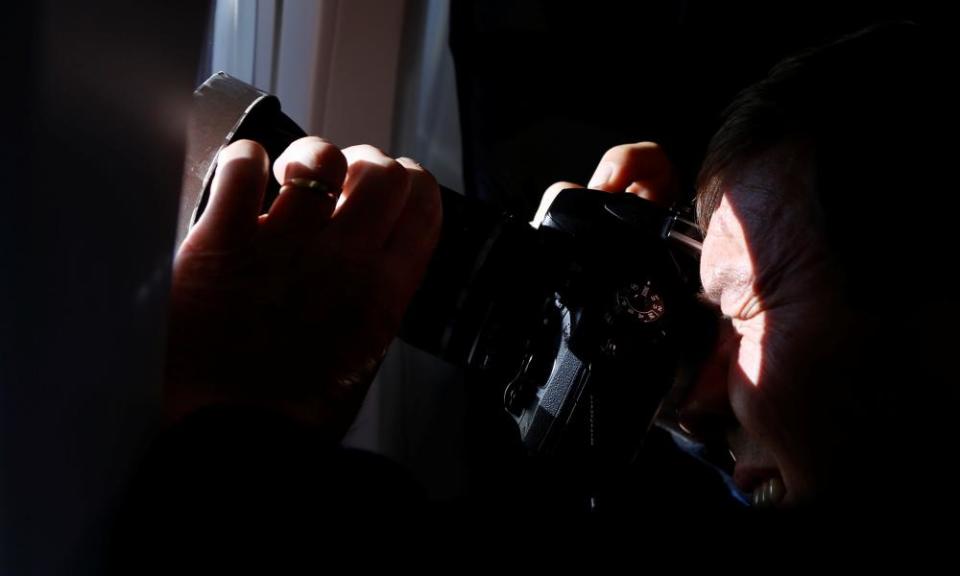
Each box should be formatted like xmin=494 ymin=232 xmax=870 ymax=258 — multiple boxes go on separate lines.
xmin=400 ymin=179 xmax=708 ymax=466
xmin=183 ymin=73 xmax=709 ymax=472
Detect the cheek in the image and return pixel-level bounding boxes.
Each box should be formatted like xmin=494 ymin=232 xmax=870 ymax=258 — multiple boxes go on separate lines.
xmin=727 ymin=336 xmax=769 ymax=439
xmin=732 ymin=317 xmax=764 ymax=387
xmin=727 ymin=318 xmax=797 ymax=444
xmin=729 ymin=316 xmax=830 ymax=465
xmin=726 ymin=316 xmax=768 ymax=434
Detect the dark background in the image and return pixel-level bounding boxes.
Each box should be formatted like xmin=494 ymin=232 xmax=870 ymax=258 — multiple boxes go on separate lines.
xmin=451 ymin=0 xmax=941 ymax=215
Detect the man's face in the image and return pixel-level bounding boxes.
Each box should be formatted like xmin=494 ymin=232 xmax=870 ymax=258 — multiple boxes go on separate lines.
xmin=684 ymin=144 xmax=853 ymax=507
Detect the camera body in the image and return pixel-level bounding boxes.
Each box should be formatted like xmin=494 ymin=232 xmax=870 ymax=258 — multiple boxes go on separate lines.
xmin=400 ymin=185 xmax=705 ymax=463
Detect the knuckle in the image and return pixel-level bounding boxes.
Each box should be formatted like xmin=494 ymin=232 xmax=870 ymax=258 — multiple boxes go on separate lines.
xmin=353 ymin=143 xmax=387 ymax=158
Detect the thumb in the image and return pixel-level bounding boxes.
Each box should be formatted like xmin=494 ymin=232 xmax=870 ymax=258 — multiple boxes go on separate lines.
xmin=587 ymin=142 xmax=677 ymax=207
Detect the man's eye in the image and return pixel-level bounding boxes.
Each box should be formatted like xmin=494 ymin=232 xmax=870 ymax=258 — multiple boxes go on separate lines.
xmin=695 ymin=291 xmax=724 ymax=317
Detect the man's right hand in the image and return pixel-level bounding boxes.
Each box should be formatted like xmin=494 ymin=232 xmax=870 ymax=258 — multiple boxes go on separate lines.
xmin=534 ymin=141 xmax=678 ymax=226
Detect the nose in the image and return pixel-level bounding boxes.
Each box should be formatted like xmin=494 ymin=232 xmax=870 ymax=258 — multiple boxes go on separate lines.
xmin=675 ymin=319 xmax=740 ymax=443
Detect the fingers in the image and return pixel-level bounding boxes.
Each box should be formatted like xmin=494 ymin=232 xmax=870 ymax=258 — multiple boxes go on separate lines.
xmin=385 ymin=158 xmax=442 ymax=303
xmin=262 ymin=136 xmax=348 ymax=245
xmin=188 ymin=140 xmax=269 ymax=251
xmin=326 ymin=145 xmax=412 ymax=247
xmin=532 ymin=181 xmax=583 ymax=228
xmin=586 ymin=142 xmax=678 ymax=207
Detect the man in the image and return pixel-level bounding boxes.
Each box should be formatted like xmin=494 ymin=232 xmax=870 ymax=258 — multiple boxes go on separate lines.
xmin=139 ymin=23 xmax=952 ymax=541
xmin=541 ymin=21 xmax=957 ymax=509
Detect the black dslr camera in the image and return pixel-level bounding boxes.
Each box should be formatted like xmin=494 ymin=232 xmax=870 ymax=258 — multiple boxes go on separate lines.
xmin=400 ymin=184 xmax=706 ymax=464
xmin=183 ymin=73 xmax=708 ymax=473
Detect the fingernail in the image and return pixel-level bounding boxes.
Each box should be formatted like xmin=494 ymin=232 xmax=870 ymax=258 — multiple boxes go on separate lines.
xmin=588 ymin=163 xmax=613 ymax=189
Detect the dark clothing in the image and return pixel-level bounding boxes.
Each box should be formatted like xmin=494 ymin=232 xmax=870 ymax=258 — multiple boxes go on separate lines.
xmin=110 ymin=406 xmax=424 ymax=572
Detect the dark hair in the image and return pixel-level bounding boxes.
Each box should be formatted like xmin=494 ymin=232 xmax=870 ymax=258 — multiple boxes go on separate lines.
xmin=696 ymin=21 xmax=955 ymax=307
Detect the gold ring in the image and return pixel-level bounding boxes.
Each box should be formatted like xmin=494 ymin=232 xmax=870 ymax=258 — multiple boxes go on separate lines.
xmin=282 ymin=177 xmax=340 ymax=200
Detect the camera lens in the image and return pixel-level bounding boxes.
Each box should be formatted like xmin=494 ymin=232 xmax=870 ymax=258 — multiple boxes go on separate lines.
xmin=399 ymin=186 xmax=555 ymax=392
